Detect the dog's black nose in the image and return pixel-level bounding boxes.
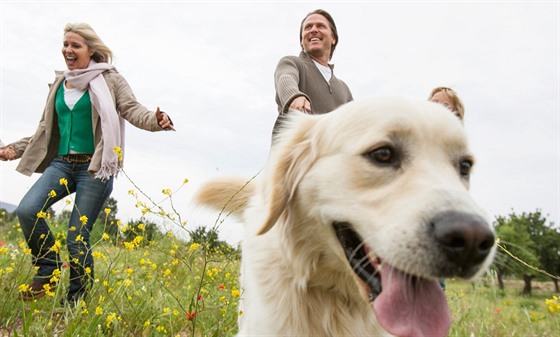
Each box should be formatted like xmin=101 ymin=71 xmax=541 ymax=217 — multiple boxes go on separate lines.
xmin=432 ymin=211 xmax=495 ymax=274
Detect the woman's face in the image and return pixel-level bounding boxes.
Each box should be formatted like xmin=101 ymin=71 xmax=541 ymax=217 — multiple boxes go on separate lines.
xmin=62 ymin=32 xmax=92 ymax=70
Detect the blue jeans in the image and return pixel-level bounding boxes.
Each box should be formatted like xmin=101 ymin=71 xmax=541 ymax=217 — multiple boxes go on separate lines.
xmin=16 ymin=157 xmax=113 ymax=301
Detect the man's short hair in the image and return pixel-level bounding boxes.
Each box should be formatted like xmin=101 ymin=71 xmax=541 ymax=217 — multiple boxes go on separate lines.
xmin=299 ymin=9 xmax=339 ymax=60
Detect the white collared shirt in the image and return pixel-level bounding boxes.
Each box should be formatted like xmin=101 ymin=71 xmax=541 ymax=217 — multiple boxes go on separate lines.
xmin=313 ymin=60 xmax=332 ymax=83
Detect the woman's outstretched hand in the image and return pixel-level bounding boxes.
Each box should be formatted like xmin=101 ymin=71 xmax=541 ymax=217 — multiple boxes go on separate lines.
xmin=156 ymin=107 xmax=175 ymax=131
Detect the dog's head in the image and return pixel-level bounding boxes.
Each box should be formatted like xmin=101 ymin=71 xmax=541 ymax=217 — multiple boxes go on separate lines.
xmin=259 ymin=96 xmax=496 ymax=337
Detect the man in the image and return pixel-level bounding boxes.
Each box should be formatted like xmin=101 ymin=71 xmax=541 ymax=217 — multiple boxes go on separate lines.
xmin=273 ymin=9 xmax=353 ymax=136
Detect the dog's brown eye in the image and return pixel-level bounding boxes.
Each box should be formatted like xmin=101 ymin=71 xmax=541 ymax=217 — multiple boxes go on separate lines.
xmin=459 ymin=159 xmax=472 ymax=177
xmin=365 ymin=146 xmax=395 ymax=165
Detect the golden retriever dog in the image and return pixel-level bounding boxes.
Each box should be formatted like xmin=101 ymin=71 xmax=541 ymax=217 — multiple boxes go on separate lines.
xmin=195 ymin=97 xmax=496 ymax=337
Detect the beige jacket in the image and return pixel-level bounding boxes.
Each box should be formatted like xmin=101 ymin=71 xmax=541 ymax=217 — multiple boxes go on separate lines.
xmin=9 ymin=70 xmax=164 ymax=176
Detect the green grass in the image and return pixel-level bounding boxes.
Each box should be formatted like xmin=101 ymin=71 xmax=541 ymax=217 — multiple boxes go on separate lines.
xmin=0 ymin=217 xmax=241 ymax=337
xmin=447 ymin=279 xmax=559 ymax=337
xmin=1 ymin=214 xmax=558 ymax=336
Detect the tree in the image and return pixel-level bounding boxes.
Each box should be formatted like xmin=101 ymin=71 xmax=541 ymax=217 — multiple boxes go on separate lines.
xmin=190 ymin=226 xmax=219 ymax=248
xmin=0 ymin=208 xmax=18 ymax=226
xmin=494 ymin=212 xmax=537 ymax=294
xmin=493 ymin=210 xmax=557 ymax=294
xmin=189 ymin=226 xmax=234 ymax=254
xmin=525 ymin=212 xmax=560 ymax=292
xmin=122 ymin=219 xmax=161 ymax=244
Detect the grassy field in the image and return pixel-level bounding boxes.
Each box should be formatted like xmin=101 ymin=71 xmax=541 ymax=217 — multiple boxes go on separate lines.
xmin=1 ymin=214 xmax=558 ymax=337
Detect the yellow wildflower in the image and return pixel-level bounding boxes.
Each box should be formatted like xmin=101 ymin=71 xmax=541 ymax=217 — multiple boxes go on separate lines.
xmin=113 ymin=146 xmax=123 ymax=161
xmin=50 ymin=270 xmax=60 ymax=283
xmin=102 ymin=233 xmax=110 ymax=240
xmin=231 ymin=289 xmax=240 ymax=298
xmin=79 ymin=215 xmax=88 ymax=225
xmin=36 ymin=211 xmax=47 ymax=219
xmin=162 ymin=188 xmax=172 ymax=195
xmin=133 ymin=236 xmax=143 ymax=246
xmin=50 ymin=240 xmax=62 ymax=253
xmin=189 ymin=242 xmax=200 ymax=253
xmin=76 ymin=235 xmax=83 ymax=242
xmin=59 ymin=178 xmax=68 ymax=186
xmin=18 ymin=284 xmax=31 ymax=293
xmin=106 ymin=312 xmax=121 ymax=329
xmin=48 ymin=190 xmax=57 ymax=198
xmin=546 ymin=296 xmax=560 ymax=313
xmin=137 ymin=223 xmax=145 ymax=231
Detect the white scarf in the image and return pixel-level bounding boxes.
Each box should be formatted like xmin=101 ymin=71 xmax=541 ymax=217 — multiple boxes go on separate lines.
xmin=64 ymin=60 xmax=125 ymax=181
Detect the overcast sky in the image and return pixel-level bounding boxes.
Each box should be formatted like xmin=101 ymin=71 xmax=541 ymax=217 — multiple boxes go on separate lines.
xmin=1 ymin=1 xmax=558 ymax=243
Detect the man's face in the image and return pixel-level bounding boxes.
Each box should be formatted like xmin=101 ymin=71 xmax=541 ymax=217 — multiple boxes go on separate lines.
xmin=300 ymin=14 xmax=335 ymax=59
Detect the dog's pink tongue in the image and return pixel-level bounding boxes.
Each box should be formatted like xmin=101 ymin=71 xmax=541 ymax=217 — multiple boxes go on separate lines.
xmin=373 ymin=264 xmax=451 ymax=337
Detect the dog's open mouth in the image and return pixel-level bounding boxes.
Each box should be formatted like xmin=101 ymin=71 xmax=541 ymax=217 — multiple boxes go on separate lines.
xmin=333 ymin=222 xmax=451 ymax=337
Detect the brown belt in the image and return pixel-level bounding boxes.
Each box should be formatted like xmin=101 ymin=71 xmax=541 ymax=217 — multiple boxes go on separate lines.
xmin=60 ymin=154 xmax=92 ymax=163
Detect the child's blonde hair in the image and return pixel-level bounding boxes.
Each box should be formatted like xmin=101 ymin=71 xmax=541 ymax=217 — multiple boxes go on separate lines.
xmin=428 ymin=87 xmax=465 ymax=120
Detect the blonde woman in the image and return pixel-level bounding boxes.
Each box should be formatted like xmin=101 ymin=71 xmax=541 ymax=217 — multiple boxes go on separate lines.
xmin=0 ymin=23 xmax=174 ymax=306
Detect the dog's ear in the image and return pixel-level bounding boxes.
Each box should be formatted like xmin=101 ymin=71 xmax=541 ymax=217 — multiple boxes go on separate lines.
xmin=258 ymin=114 xmax=320 ymax=235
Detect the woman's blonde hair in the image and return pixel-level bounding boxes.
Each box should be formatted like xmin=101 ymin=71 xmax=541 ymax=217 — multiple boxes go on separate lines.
xmin=64 ymin=23 xmax=113 ymax=64
xmin=428 ymin=87 xmax=465 ymax=120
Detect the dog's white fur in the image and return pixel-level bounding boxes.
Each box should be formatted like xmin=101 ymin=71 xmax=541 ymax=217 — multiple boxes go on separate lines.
xmin=195 ymin=97 xmax=496 ymax=336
